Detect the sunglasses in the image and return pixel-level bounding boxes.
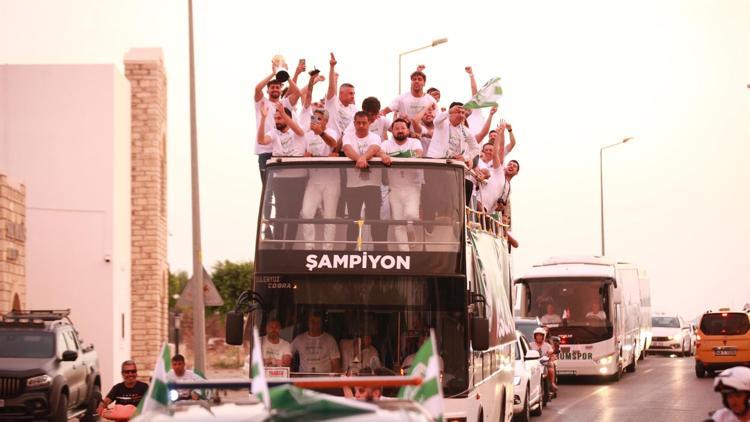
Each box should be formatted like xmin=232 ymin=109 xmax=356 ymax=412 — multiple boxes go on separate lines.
xmin=122 ymin=369 xmax=137 ymax=374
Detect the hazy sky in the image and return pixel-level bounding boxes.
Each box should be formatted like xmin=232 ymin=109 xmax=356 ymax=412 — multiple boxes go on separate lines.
xmin=1 ymin=0 xmax=749 ymax=319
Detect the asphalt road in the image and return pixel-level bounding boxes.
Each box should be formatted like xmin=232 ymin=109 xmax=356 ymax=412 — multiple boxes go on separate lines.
xmin=536 ymin=354 xmax=721 ymax=422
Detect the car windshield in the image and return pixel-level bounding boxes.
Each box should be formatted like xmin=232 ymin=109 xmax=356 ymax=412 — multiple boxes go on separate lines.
xmin=700 ymin=313 xmax=750 ymax=336
xmin=652 ymin=317 xmax=680 ymax=328
xmin=0 ymin=332 xmax=55 ymax=358
xmin=259 ymin=160 xmax=463 ymax=252
xmin=252 ymin=275 xmax=467 ymax=396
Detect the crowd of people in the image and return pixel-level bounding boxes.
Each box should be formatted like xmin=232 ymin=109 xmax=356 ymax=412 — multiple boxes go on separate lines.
xmin=254 ymin=53 xmax=521 ymax=248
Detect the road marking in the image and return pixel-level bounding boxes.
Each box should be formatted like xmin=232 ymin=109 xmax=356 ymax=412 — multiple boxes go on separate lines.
xmin=644 ymin=368 xmax=654 ymax=374
xmin=557 ymin=386 xmax=609 ymax=415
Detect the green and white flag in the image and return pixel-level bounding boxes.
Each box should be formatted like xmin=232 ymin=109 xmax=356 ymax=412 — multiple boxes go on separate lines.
xmin=251 ymin=327 xmax=271 ymax=410
xmin=398 ymin=329 xmax=444 ymax=422
xmin=133 ymin=343 xmax=171 ymax=418
xmin=464 ymin=76 xmax=503 ymax=109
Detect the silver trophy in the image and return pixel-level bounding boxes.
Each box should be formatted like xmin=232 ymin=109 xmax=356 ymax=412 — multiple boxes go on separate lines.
xmin=272 ymin=54 xmax=290 ymax=83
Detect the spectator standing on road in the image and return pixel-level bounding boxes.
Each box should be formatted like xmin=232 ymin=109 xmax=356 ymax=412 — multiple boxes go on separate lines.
xmin=98 ymin=360 xmax=149 ymax=414
xmin=167 ymin=354 xmax=202 ymax=401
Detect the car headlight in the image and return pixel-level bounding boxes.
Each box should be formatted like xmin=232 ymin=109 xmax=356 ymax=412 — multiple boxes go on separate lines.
xmin=26 ymin=374 xmax=52 ymax=389
xmin=514 ymin=376 xmax=521 ymax=386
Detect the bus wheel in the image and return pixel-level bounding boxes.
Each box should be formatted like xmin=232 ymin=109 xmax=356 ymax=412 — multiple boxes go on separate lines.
xmin=626 ymin=346 xmax=638 ymax=373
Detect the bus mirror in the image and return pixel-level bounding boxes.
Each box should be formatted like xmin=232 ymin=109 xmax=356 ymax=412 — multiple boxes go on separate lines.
xmin=225 ymin=311 xmax=245 ymax=346
xmin=471 ymin=317 xmax=490 ymax=351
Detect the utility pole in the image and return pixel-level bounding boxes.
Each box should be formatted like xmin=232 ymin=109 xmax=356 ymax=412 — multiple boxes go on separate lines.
xmin=188 ymin=0 xmax=206 ymax=374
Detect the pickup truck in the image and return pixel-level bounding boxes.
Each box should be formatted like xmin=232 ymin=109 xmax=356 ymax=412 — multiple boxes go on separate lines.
xmin=0 ymin=309 xmax=101 ymax=421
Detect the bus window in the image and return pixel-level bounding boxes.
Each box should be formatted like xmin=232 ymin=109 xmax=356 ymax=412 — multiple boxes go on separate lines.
xmin=259 ymin=161 xmax=463 ymax=253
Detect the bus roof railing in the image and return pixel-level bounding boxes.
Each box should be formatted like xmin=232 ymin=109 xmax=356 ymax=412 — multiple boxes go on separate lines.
xmin=465 ymin=206 xmax=507 ymax=238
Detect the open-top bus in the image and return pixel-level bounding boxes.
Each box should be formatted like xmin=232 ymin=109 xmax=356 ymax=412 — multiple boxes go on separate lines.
xmin=514 ymin=256 xmax=645 ymax=380
xmin=228 ymin=157 xmax=516 ymax=422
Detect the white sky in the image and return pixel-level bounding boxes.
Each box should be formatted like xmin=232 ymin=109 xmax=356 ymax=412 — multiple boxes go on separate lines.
xmin=1 ymin=0 xmax=749 ymax=320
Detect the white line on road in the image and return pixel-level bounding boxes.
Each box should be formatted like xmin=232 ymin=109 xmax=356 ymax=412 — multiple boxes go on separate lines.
xmin=644 ymin=368 xmax=654 ymax=374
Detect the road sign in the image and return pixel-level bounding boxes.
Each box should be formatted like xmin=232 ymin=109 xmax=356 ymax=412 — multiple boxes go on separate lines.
xmin=177 ymin=267 xmax=224 ymax=307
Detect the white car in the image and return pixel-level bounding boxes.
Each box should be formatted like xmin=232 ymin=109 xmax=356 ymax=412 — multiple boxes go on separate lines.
xmin=649 ymin=314 xmax=693 ymax=356
xmin=513 ymin=331 xmax=544 ymax=421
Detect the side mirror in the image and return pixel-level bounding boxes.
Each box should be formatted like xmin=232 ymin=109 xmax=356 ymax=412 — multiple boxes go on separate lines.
xmin=525 ymin=350 xmax=541 ymax=360
xmin=61 ymin=350 xmax=78 ymax=361
xmin=471 ymin=317 xmax=490 ymax=351
xmin=225 ymin=311 xmax=245 ymax=346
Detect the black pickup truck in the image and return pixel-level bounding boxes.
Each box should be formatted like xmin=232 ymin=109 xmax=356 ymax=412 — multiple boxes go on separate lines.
xmin=0 ymin=309 xmax=101 ymax=421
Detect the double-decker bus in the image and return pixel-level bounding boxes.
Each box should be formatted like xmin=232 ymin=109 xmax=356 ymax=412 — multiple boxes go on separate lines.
xmin=232 ymin=157 xmax=516 ymax=422
xmin=514 ymin=256 xmax=644 ymax=380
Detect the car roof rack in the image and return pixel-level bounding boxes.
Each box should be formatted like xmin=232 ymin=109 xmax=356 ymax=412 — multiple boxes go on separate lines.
xmin=4 ymin=309 xmax=71 ymax=321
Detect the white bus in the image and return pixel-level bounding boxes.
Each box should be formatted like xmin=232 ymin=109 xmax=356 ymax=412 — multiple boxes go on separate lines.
xmin=230 ymin=157 xmax=516 ymax=422
xmin=514 ymin=256 xmax=644 ymax=380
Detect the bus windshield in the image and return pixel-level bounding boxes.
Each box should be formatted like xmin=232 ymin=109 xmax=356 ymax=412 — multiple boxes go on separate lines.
xmin=652 ymin=316 xmax=680 ymax=328
xmin=259 ymin=159 xmax=464 ymax=253
xmin=523 ymin=279 xmax=613 ymax=344
xmin=252 ymin=275 xmax=467 ymax=396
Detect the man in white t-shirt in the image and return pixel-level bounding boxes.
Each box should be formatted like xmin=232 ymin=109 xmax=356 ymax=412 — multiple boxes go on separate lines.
xmin=586 ymin=302 xmax=607 ymax=321
xmin=257 ymin=103 xmax=306 ymax=248
xmin=475 ymin=138 xmax=507 ymax=213
xmin=343 ymin=96 xmax=390 ymax=141
xmin=342 ymin=112 xmax=392 ymax=250
xmin=380 ymin=118 xmax=423 ymax=251
xmin=299 ymin=109 xmax=340 ymax=250
xmin=381 ymin=70 xmax=437 ymax=120
xmin=262 ymin=319 xmax=293 ymax=367
xmin=325 ymin=52 xmax=357 ymax=143
xmin=292 ymin=313 xmax=341 ymax=373
xmin=540 ymin=303 xmax=563 ymax=326
xmin=167 ymin=354 xmax=203 ymax=401
xmin=254 ymin=72 xmax=300 ymax=179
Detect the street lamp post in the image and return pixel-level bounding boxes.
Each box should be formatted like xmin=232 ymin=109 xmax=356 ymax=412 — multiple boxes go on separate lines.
xmin=398 ymin=38 xmax=448 ymax=94
xmin=599 ymin=137 xmax=634 ymax=257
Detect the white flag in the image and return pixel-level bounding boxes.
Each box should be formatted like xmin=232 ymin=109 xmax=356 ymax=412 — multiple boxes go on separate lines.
xmin=398 ymin=329 xmax=444 ymax=421
xmin=251 ymin=327 xmax=271 ymax=409
xmin=464 ymin=77 xmax=503 ymax=109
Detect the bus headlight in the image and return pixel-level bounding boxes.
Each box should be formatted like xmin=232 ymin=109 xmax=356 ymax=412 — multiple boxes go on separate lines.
xmin=598 ymin=355 xmax=614 ymax=365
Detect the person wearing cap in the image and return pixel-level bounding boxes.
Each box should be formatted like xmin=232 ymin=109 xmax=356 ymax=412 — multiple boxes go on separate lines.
xmin=711 ymin=367 xmax=750 ymax=421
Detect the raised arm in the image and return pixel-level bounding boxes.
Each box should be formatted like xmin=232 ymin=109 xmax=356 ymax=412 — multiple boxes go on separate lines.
xmin=292 ymin=59 xmax=305 ymax=85
xmin=254 ymin=71 xmax=276 ymax=103
xmin=326 ymin=52 xmax=337 ymax=101
xmin=474 ymin=106 xmax=497 ymax=143
xmin=276 ymin=103 xmax=304 ymax=137
xmin=256 ymin=106 xmax=272 ymax=145
xmin=505 ymin=121 xmax=516 ymax=155
xmin=411 ymin=103 xmax=436 ymax=135
xmin=496 ymin=121 xmax=508 ymax=166
xmin=285 ymin=77 xmax=302 ymax=107
xmin=466 ymin=66 xmax=478 ymax=97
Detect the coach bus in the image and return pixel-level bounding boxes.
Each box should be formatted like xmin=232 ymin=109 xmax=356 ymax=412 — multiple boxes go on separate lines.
xmin=514 ymin=256 xmax=645 ymax=380
xmin=229 ymin=157 xmax=516 ymax=422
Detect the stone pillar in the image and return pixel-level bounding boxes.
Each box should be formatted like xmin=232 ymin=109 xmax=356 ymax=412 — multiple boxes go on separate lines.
xmin=0 ymin=175 xmax=26 ymax=315
xmin=124 ymin=49 xmax=168 ymax=378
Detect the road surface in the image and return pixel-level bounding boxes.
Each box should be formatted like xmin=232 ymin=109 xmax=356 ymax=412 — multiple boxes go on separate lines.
xmin=537 ymin=354 xmax=720 ymax=421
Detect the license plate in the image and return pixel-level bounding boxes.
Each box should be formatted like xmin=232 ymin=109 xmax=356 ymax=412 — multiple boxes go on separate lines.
xmin=715 ymin=349 xmax=737 ymax=356
xmin=652 ymin=342 xmax=662 ymax=347
xmin=557 ymin=370 xmax=577 ymax=375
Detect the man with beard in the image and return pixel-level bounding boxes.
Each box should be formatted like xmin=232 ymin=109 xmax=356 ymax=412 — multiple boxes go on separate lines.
xmin=257 ymin=102 xmax=306 ymax=248
xmin=262 ymin=319 xmax=293 ymax=367
xmin=254 ymin=69 xmax=300 ymax=180
xmin=381 ymin=70 xmax=437 ymax=120
xmin=379 ymin=118 xmax=423 ymax=251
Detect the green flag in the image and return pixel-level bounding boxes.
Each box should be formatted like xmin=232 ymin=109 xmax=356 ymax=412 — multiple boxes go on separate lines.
xmin=132 ymin=343 xmax=171 ymax=418
xmin=269 ymin=384 xmax=377 ymax=421
xmin=398 ymin=330 xmax=445 ymax=421
xmin=464 ymin=77 xmax=503 ymax=109
xmin=251 ymin=327 xmax=271 ymax=409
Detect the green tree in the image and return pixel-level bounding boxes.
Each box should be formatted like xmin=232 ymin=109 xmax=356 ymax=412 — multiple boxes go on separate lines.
xmin=169 ymin=270 xmax=189 ymax=310
xmin=211 ymin=260 xmax=254 ymax=316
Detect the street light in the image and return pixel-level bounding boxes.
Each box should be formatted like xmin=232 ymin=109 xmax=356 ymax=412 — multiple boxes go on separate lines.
xmin=599 ymin=136 xmax=634 ymax=257
xmin=398 ymin=38 xmax=448 ymax=94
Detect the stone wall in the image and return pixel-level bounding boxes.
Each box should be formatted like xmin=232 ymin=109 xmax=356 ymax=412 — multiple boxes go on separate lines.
xmin=0 ymin=175 xmax=26 ymax=314
xmin=124 ymin=49 xmax=168 ymax=378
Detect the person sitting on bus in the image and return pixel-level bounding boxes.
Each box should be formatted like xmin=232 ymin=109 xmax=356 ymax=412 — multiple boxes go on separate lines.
xmin=402 ymin=334 xmax=444 ymax=373
xmin=380 ymin=118 xmax=424 ymax=251
xmin=262 ymin=319 xmax=293 ymax=367
xmin=540 ymin=303 xmax=563 ymax=326
xmin=530 ymin=327 xmax=558 ymax=392
xmin=585 ymin=302 xmax=607 ymax=321
xmin=291 ymin=312 xmax=342 ymax=373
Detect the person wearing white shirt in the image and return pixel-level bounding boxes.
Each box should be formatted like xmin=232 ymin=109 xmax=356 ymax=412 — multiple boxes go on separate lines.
xmin=585 ymin=302 xmax=608 ymax=321
xmin=292 ymin=313 xmax=341 ymax=373
xmin=167 ymin=354 xmax=203 ymax=401
xmin=540 ymin=304 xmax=563 ymax=326
xmin=379 ymin=118 xmax=423 ymax=252
xmin=342 ymin=97 xmax=391 ymax=142
xmin=341 ymin=112 xmax=392 ymax=250
xmin=381 ymin=70 xmax=437 ymax=120
xmin=257 ymin=103 xmax=306 ymax=248
xmin=475 ymin=131 xmax=508 ymax=213
xmin=254 ymin=71 xmax=301 ymax=179
xmin=325 ymin=52 xmax=357 ymax=143
xmin=299 ymin=109 xmax=340 ymax=250
xmin=262 ymin=319 xmax=293 ymax=367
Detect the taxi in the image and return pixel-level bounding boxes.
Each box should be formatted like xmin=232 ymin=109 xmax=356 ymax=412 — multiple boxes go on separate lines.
xmin=694 ymin=308 xmax=750 ymax=378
